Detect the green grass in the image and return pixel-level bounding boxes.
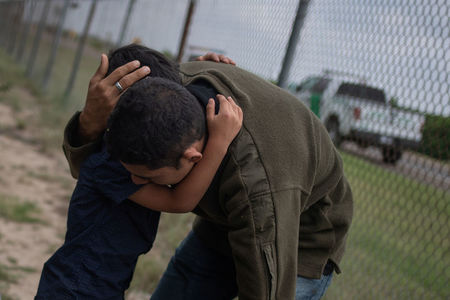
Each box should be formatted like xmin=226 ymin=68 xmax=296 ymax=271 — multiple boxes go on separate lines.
xmin=0 ymin=261 xmax=36 ymax=300
xmin=26 ymin=170 xmax=74 ymax=191
xmin=324 ymin=152 xmax=450 ymax=300
xmin=0 ymin=193 xmax=42 ymax=224
xmin=0 ymin=264 xmax=17 ymax=284
xmin=0 ymin=262 xmax=18 ymax=300
xmin=128 ymin=213 xmax=194 ymax=294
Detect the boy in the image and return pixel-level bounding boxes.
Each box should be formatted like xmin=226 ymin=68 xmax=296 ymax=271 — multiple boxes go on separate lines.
xmin=35 ymin=76 xmax=242 ymax=298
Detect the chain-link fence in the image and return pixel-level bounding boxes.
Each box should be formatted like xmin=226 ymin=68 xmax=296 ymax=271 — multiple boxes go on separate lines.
xmin=0 ymin=0 xmax=448 ymax=299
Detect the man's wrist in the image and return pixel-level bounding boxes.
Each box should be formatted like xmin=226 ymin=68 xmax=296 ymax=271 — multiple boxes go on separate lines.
xmin=78 ymin=111 xmax=103 ymax=144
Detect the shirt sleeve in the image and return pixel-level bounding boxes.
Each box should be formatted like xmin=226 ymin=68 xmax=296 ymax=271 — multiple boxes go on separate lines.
xmin=62 ymin=111 xmax=103 ymax=179
xmin=89 ymin=153 xmax=142 ymax=205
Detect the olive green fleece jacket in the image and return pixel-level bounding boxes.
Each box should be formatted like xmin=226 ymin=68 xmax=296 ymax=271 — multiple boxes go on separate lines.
xmin=63 ymin=61 xmax=353 ymax=300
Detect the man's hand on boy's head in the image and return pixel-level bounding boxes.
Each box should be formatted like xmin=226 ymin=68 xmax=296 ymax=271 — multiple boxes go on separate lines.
xmin=196 ymin=52 xmax=236 ymax=65
xmin=79 ymin=54 xmax=151 ymax=143
xmin=78 ymin=51 xmax=235 ymax=144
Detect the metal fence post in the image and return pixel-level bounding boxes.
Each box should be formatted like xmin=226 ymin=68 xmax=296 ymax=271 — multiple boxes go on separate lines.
xmin=176 ymin=0 xmax=196 ymax=63
xmin=2 ymin=0 xmax=19 ymax=52
xmin=7 ymin=0 xmax=24 ymax=55
xmin=277 ymin=0 xmax=311 ymax=89
xmin=0 ymin=2 xmax=8 ymax=49
xmin=16 ymin=0 xmax=36 ymax=62
xmin=116 ymin=0 xmax=136 ymax=48
xmin=64 ymin=0 xmax=98 ymax=100
xmin=26 ymin=0 xmax=51 ymax=77
xmin=42 ymin=0 xmax=70 ymax=90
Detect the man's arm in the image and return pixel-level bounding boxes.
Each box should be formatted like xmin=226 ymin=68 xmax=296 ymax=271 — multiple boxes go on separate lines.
xmin=62 ymin=111 xmax=101 ymax=179
xmin=79 ymin=55 xmax=151 ymax=143
xmin=63 ymin=55 xmax=150 ymax=178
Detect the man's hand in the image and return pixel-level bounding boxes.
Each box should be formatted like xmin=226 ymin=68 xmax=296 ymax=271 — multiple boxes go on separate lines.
xmin=78 ymin=54 xmax=151 ymax=143
xmin=196 ymin=52 xmax=236 ymax=65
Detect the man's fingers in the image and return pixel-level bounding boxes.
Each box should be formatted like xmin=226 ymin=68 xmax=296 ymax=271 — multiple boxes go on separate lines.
xmin=90 ymin=54 xmax=109 ymax=84
xmin=218 ymin=54 xmax=230 ymax=64
xmin=198 ymin=52 xmax=220 ymax=62
xmin=115 ymin=66 xmax=151 ymax=94
xmin=104 ymin=60 xmax=141 ymax=86
xmin=196 ymin=52 xmax=236 ymax=65
xmin=208 ymin=52 xmax=221 ymax=62
xmin=217 ymin=54 xmax=236 ymax=65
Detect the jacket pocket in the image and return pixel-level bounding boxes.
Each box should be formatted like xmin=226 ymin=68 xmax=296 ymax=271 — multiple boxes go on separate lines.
xmin=262 ymin=242 xmax=277 ymax=300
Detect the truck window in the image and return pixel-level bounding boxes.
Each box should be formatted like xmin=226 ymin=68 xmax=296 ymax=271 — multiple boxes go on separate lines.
xmin=362 ymin=86 xmax=386 ymax=103
xmin=336 ymin=83 xmax=386 ymax=103
xmin=310 ymin=78 xmax=331 ymax=94
xmin=296 ymin=77 xmax=319 ymax=92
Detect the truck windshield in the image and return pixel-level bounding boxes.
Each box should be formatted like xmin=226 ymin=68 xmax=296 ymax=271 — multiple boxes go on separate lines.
xmin=310 ymin=78 xmax=331 ymax=94
xmin=336 ymin=83 xmax=386 ymax=103
xmin=297 ymin=77 xmax=330 ymax=94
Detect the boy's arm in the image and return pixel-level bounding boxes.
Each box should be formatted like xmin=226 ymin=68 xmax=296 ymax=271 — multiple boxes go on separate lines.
xmin=129 ymin=95 xmax=242 ymax=213
xmin=129 ymin=137 xmax=227 ymax=213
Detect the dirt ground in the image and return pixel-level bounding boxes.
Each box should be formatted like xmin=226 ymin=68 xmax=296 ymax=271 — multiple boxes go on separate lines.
xmin=0 ymin=97 xmax=75 ymax=299
xmin=0 ymin=90 xmax=150 ymax=299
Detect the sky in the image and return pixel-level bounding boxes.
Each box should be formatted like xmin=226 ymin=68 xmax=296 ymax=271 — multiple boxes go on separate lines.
xmin=29 ymin=0 xmax=449 ymax=116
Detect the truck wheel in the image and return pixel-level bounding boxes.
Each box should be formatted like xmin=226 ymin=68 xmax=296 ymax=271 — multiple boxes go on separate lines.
xmin=382 ymin=146 xmax=402 ymax=164
xmin=326 ymin=119 xmax=341 ymax=147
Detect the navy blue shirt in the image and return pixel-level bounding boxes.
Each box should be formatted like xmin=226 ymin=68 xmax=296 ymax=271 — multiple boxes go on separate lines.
xmin=36 ymin=146 xmax=160 ymax=300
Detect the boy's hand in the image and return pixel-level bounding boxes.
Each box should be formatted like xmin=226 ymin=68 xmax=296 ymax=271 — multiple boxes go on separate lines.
xmin=196 ymin=52 xmax=236 ymax=65
xmin=79 ymin=54 xmax=151 ymax=143
xmin=206 ymin=94 xmax=243 ymax=147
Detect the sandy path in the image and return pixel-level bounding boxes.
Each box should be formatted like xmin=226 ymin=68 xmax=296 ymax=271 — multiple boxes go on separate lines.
xmin=0 ymin=102 xmax=75 ymax=299
xmin=0 ymin=101 xmax=151 ymax=300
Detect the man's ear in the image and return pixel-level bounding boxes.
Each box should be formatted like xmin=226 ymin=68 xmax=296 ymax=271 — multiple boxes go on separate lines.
xmin=183 ymin=147 xmax=203 ymax=163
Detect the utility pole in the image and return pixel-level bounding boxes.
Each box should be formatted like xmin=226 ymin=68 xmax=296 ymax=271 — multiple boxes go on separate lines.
xmin=277 ymin=0 xmax=311 ymax=89
xmin=64 ymin=0 xmax=98 ymax=100
xmin=176 ymin=0 xmax=196 ymax=63
xmin=116 ymin=0 xmax=136 ymax=48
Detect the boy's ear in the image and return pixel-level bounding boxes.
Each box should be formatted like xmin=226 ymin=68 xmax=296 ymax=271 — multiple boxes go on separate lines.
xmin=184 ymin=147 xmax=203 ymax=163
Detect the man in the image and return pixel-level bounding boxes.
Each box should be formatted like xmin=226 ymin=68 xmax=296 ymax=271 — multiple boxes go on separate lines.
xmin=63 ymin=44 xmax=353 ymax=300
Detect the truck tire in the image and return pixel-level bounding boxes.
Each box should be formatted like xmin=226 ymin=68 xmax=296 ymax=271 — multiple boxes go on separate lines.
xmin=326 ymin=119 xmax=341 ymax=147
xmin=382 ymin=146 xmax=402 ymax=164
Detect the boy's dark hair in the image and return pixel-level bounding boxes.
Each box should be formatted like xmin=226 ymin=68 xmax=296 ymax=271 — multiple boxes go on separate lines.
xmin=105 ymin=77 xmax=205 ymax=170
xmin=107 ymin=44 xmax=181 ymax=84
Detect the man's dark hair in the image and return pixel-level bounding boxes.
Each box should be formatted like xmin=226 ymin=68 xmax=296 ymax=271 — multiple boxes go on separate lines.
xmin=105 ymin=77 xmax=205 ymax=170
xmin=107 ymin=44 xmax=181 ymax=84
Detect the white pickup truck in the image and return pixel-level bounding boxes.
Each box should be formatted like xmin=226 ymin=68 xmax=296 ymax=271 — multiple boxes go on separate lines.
xmin=292 ymin=71 xmax=425 ymax=164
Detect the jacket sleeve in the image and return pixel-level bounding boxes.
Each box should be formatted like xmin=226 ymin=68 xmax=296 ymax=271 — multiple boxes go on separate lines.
xmin=219 ymin=132 xmax=301 ymax=300
xmin=298 ymin=119 xmax=354 ymax=277
xmin=62 ymin=111 xmax=102 ymax=179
